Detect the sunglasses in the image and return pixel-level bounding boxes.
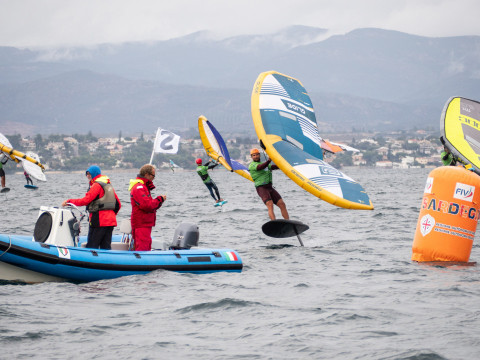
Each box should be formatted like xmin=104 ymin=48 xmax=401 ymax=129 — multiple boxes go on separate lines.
xmin=149 ymin=173 xmax=156 ymax=178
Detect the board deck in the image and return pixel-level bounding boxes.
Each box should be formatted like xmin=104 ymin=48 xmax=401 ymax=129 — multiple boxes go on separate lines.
xmin=262 ymin=219 xmax=309 ymax=238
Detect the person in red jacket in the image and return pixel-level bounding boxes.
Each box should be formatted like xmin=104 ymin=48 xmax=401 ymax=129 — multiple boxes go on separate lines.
xmin=62 ymin=165 xmax=121 ymax=249
xmin=129 ymin=164 xmax=167 ymax=251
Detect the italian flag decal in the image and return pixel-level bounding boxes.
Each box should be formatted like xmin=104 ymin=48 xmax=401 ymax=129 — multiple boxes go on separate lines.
xmin=224 ymin=251 xmax=238 ymax=261
xmin=58 ymin=247 xmax=70 ymax=259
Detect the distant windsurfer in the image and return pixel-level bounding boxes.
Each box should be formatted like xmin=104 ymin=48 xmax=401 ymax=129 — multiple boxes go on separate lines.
xmin=24 ymin=171 xmax=33 ymax=186
xmin=248 ymin=148 xmax=289 ymax=220
xmin=0 ymin=156 xmax=6 ymax=190
xmin=196 ymin=158 xmax=223 ymax=204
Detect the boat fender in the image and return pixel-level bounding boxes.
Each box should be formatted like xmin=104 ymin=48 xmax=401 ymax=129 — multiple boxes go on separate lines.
xmin=34 ymin=212 xmax=53 ymax=243
xmin=170 ymin=223 xmax=199 ymax=250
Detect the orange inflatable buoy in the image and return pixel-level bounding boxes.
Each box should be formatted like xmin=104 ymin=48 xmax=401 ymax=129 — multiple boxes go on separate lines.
xmin=412 ymin=166 xmax=480 ymax=262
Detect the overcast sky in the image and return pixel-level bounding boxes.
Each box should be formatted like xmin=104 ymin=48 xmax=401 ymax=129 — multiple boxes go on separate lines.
xmin=1 ymin=0 xmax=480 ymax=48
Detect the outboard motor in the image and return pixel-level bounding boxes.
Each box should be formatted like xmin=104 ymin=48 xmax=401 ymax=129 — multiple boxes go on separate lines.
xmin=170 ymin=223 xmax=199 ymax=250
xmin=33 ymin=206 xmax=81 ymax=247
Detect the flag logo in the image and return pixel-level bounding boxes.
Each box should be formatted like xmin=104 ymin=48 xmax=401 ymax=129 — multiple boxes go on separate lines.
xmin=224 ymin=251 xmax=238 ymax=261
xmin=424 ymin=177 xmax=433 ymax=194
xmin=57 ymin=247 xmax=70 ymax=259
xmin=420 ymin=214 xmax=435 ymax=237
xmin=453 ymin=182 xmax=475 ymax=202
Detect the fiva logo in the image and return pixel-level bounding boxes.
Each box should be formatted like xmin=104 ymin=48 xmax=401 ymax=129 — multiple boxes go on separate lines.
xmin=453 ymin=182 xmax=475 ymax=202
xmin=424 ymin=177 xmax=434 ymax=194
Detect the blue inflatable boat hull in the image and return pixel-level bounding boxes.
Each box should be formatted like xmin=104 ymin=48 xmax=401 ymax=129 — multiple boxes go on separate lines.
xmin=0 ymin=234 xmax=243 ymax=283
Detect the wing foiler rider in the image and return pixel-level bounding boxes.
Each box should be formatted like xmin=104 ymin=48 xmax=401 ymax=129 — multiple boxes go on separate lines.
xmin=0 ymin=155 xmax=6 ymax=190
xmin=248 ymin=148 xmax=289 ymax=221
xmin=440 ymin=136 xmax=457 ymax=166
xmin=24 ymin=171 xmax=33 ymax=185
xmin=196 ymin=158 xmax=223 ymax=204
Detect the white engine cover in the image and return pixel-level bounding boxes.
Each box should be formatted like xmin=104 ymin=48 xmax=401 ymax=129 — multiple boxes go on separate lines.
xmin=34 ymin=206 xmax=76 ymax=247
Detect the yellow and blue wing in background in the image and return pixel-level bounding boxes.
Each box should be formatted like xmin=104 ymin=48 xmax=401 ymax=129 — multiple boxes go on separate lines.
xmin=441 ymin=97 xmax=480 ymax=174
xmin=198 ymin=116 xmax=253 ymax=182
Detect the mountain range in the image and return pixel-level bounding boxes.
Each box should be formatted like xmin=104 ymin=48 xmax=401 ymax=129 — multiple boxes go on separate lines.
xmin=0 ymin=25 xmax=479 ymax=136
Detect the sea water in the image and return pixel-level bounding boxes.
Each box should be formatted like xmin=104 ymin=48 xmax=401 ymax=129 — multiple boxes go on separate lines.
xmin=1 ymin=168 xmax=479 ymax=359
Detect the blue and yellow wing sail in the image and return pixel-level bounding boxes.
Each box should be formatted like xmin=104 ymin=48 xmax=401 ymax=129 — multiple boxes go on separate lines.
xmin=251 ymin=71 xmax=373 ymax=210
xmin=441 ymin=97 xmax=480 ymax=174
xmin=198 ymin=116 xmax=253 ymax=182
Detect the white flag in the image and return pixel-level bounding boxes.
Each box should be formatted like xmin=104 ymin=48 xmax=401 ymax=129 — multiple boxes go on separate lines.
xmin=153 ymin=128 xmax=180 ymax=154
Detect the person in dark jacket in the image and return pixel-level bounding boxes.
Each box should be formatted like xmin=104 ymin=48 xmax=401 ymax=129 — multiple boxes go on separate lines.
xmin=62 ymin=165 xmax=121 ymax=249
xmin=129 ymin=164 xmax=166 ymax=251
xmin=195 ymin=158 xmax=223 ymax=203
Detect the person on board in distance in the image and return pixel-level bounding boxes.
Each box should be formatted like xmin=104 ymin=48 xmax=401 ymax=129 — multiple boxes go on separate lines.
xmin=195 ymin=158 xmax=223 ymax=204
xmin=248 ymin=148 xmax=289 ymax=220
xmin=62 ymin=165 xmax=121 ymax=249
xmin=0 ymin=155 xmax=7 ymax=189
xmin=24 ymin=171 xmax=33 ymax=186
xmin=129 ymin=164 xmax=166 ymax=251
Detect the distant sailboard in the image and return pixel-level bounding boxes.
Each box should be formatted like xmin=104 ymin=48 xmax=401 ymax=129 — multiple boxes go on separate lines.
xmin=251 ymin=71 xmax=373 ymax=210
xmin=22 ymin=151 xmax=46 ymax=182
xmin=198 ymin=115 xmax=253 ymax=182
xmin=322 ymin=140 xmax=359 ymax=154
xmin=0 ymin=133 xmax=46 ymax=187
xmin=0 ymin=133 xmax=45 ymax=171
xmin=169 ymin=160 xmax=179 ymax=172
xmin=440 ymin=97 xmax=480 ymax=174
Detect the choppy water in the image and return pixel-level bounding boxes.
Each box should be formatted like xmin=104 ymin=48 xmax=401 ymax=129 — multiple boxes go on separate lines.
xmin=1 ymin=168 xmax=479 ymax=359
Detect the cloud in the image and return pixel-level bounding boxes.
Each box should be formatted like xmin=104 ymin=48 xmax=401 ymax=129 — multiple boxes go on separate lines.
xmin=1 ymin=0 xmax=480 ymax=48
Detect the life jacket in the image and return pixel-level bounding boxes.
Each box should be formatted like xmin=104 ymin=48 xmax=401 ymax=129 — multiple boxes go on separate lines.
xmin=196 ymin=165 xmax=210 ymax=182
xmin=87 ymin=176 xmax=117 ymax=213
xmin=129 ymin=178 xmax=144 ymax=191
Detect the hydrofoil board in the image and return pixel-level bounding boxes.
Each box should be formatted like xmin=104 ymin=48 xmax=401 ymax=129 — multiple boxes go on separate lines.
xmin=262 ymin=219 xmax=309 ymax=238
xmin=214 ymin=200 xmax=228 ymax=207
xmin=1 ymin=187 xmax=10 ymax=193
xmin=25 ymin=184 xmax=38 ymax=190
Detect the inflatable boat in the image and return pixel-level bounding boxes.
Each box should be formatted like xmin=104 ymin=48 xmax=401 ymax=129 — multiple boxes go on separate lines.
xmin=0 ymin=206 xmax=243 ymax=283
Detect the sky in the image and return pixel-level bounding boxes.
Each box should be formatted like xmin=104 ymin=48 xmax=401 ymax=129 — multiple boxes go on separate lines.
xmin=1 ymin=0 xmax=480 ymax=48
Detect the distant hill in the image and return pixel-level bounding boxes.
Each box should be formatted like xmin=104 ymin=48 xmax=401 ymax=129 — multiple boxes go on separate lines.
xmin=0 ymin=26 xmax=478 ymax=135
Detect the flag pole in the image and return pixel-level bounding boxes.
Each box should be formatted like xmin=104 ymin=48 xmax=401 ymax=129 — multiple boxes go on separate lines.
xmin=149 ymin=128 xmax=159 ymax=165
xmin=149 ymin=149 xmax=155 ymax=165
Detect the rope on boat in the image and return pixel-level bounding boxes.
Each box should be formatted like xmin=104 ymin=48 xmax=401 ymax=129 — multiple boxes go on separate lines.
xmin=0 ymin=236 xmax=12 ymax=257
